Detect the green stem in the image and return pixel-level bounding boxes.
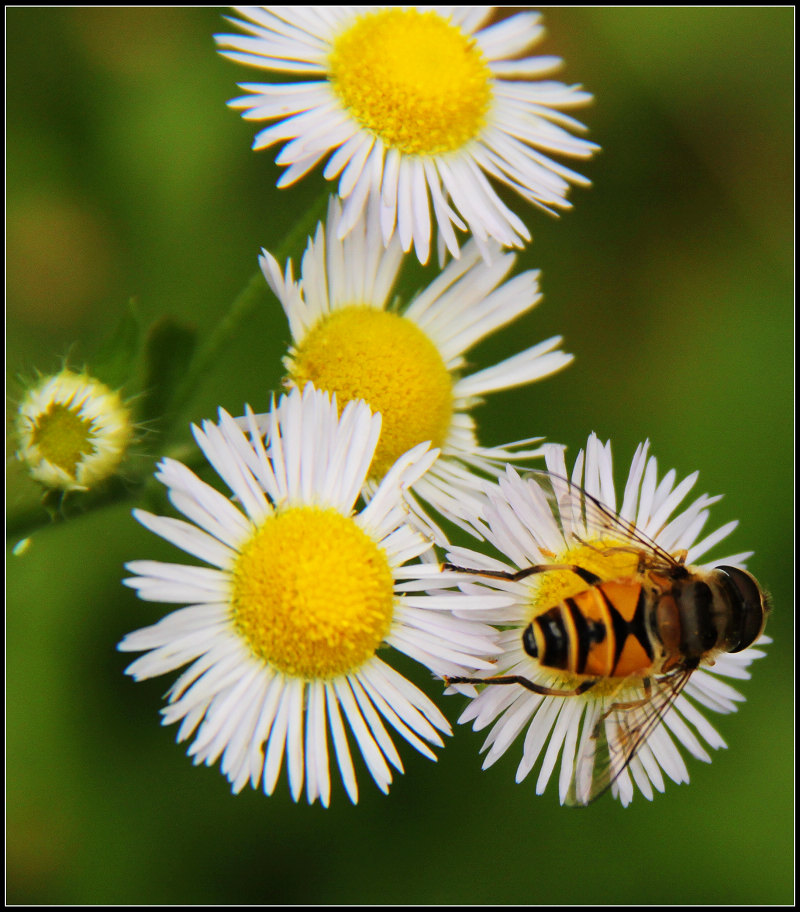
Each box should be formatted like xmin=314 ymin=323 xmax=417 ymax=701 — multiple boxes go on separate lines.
xmin=163 ymin=268 xmax=268 ymax=442
xmin=161 ymin=189 xmax=330 ymax=444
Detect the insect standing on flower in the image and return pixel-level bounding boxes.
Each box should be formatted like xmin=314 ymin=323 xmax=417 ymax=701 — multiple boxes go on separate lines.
xmin=444 ymin=471 xmax=771 ymax=806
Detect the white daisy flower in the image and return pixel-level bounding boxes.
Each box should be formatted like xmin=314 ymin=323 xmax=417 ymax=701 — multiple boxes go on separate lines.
xmin=216 ymin=6 xmax=599 ymax=263
xmin=440 ymin=433 xmax=771 ymax=806
xmin=258 ymin=194 xmax=573 ymax=543
xmin=119 ymin=384 xmax=502 ymax=805
xmin=16 ymin=368 xmax=133 ymax=492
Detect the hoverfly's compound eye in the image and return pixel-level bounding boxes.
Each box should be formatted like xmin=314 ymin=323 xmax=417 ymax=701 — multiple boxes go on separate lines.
xmin=686 ymin=581 xmax=718 ymax=652
xmin=715 ymin=565 xmax=768 ymax=652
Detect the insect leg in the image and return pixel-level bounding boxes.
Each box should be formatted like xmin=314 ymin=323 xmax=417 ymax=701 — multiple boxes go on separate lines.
xmin=442 ymin=562 xmax=601 ymax=586
xmin=599 ymin=676 xmax=654 ymax=720
xmin=444 ymin=674 xmax=598 ymax=697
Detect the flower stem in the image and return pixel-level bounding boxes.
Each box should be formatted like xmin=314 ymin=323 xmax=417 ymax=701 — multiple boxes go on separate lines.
xmin=161 ymin=189 xmax=331 ymax=445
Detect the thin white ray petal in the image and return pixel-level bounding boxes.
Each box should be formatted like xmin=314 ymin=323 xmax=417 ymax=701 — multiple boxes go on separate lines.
xmin=325 ymin=682 xmax=359 ymax=804
xmin=333 ymin=678 xmax=393 ymax=793
xmin=349 ymin=676 xmax=404 ymax=773
xmin=305 ymin=680 xmax=331 ymax=806
xmin=263 ymin=684 xmax=291 ymax=796
xmin=286 ymin=678 xmax=306 ymax=802
xmin=132 ymin=510 xmax=238 ymax=570
xmin=355 ymin=667 xmax=438 ymax=761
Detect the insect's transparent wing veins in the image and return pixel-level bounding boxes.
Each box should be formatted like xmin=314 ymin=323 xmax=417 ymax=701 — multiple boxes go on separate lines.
xmin=566 ymin=666 xmax=696 ymax=806
xmin=523 ymin=469 xmax=681 ymax=573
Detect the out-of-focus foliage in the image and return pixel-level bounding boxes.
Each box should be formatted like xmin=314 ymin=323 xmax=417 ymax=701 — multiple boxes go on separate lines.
xmin=7 ymin=8 xmax=792 ymax=904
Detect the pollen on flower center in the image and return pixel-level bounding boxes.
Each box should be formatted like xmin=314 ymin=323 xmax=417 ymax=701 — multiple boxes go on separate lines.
xmin=287 ymin=307 xmax=453 ymax=480
xmin=328 ymin=8 xmax=492 ymax=156
xmin=30 ymin=403 xmax=96 ymax=475
xmin=231 ymin=506 xmax=396 ymax=680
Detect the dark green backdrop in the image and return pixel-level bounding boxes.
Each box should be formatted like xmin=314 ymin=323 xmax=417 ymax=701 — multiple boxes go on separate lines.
xmin=7 ymin=8 xmax=793 ymax=904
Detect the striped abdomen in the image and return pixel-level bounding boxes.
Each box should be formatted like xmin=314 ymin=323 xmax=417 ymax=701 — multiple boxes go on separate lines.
xmin=522 ymin=580 xmax=657 ymax=678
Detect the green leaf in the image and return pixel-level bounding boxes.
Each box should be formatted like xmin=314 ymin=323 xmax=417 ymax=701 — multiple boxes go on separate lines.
xmin=90 ymin=298 xmax=143 ymax=391
xmin=138 ymin=317 xmax=198 ymax=434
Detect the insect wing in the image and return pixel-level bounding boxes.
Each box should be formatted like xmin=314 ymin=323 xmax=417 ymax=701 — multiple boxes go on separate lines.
xmin=566 ymin=666 xmax=695 ymax=806
xmin=524 ymin=469 xmax=680 ymax=575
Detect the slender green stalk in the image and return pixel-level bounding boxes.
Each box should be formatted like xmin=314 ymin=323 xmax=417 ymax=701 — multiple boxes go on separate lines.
xmin=161 ymin=189 xmax=330 ymax=444
xmin=163 ymin=268 xmax=268 ymax=445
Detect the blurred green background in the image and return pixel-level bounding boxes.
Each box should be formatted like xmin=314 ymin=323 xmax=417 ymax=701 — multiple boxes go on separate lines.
xmin=7 ymin=7 xmax=793 ymax=904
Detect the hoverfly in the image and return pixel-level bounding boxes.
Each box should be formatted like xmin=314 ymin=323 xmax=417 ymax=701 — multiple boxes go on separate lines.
xmin=443 ymin=470 xmax=770 ymax=806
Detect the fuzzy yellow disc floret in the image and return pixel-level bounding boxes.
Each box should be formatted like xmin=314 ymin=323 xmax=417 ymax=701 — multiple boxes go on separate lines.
xmin=287 ymin=307 xmax=453 ymax=480
xmin=29 ymin=403 xmax=95 ymax=476
xmin=328 ymin=8 xmax=492 ymax=156
xmin=231 ymin=506 xmax=396 ymax=680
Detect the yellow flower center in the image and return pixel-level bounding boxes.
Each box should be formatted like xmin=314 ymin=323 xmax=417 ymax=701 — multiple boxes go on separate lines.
xmin=287 ymin=307 xmax=453 ymax=480
xmin=231 ymin=506 xmax=395 ymax=680
xmin=328 ymin=8 xmax=492 ymax=156
xmin=30 ymin=403 xmax=96 ymax=477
